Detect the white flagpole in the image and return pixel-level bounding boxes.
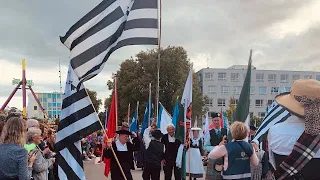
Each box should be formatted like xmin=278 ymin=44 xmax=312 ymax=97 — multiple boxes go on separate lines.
xmin=148 ymin=83 xmax=152 ymax=126
xmin=155 ymin=0 xmax=162 ymax=123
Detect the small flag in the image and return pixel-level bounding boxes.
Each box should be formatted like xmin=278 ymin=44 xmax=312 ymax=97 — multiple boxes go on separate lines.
xmin=222 ymin=110 xmax=229 ymax=130
xmin=140 ymin=103 xmax=153 ymax=136
xmin=172 ymin=97 xmax=179 ymax=128
xmin=157 ymin=103 xmax=173 ymax=134
xmin=219 ymin=108 xmax=223 ymax=128
xmin=130 ymin=110 xmax=138 ymax=133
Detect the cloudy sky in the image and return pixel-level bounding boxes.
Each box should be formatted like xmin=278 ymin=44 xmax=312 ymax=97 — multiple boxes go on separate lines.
xmin=1 ymin=0 xmax=319 ymax=110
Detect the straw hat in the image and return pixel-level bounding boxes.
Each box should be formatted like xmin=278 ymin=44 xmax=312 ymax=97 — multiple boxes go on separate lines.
xmin=275 ymin=79 xmax=320 ymax=135
xmin=275 ymin=79 xmax=320 ymax=117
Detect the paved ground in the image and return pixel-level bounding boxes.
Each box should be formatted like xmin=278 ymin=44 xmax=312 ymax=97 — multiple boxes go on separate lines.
xmin=84 ymin=159 xmax=206 ymax=180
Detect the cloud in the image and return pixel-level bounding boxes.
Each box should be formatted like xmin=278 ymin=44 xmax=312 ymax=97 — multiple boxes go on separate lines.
xmin=0 ymin=0 xmax=319 ymax=109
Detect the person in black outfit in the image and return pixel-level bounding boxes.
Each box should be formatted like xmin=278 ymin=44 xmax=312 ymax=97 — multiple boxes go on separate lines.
xmin=161 ymin=124 xmax=181 ymax=180
xmin=143 ymin=130 xmax=165 ymax=180
xmin=104 ymin=130 xmax=140 ymax=180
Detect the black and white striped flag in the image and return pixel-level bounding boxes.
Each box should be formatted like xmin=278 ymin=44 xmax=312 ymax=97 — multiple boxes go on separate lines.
xmin=253 ymin=100 xmax=291 ymax=143
xmin=57 ymin=0 xmax=158 ymax=179
xmin=60 ymin=0 xmax=158 ymax=86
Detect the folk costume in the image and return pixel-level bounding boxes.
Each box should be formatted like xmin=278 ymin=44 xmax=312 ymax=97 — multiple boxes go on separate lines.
xmin=103 ymin=130 xmax=140 ymax=180
xmin=161 ymin=128 xmax=181 ymax=180
xmin=204 ymin=113 xmax=228 ymax=180
xmin=268 ymin=79 xmax=320 ymax=180
xmin=142 ymin=130 xmax=165 ymax=180
xmin=185 ymin=127 xmax=205 ymax=179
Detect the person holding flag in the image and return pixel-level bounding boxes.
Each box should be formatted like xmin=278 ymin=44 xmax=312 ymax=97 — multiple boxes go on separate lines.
xmin=204 ymin=112 xmax=228 ymax=180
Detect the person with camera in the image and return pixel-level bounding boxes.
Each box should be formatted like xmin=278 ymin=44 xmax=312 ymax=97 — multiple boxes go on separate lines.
xmin=0 ymin=117 xmax=36 ymax=180
xmin=26 ymin=127 xmax=55 ymax=180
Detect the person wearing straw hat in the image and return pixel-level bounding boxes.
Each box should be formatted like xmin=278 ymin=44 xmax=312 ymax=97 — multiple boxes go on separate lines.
xmin=185 ymin=126 xmax=205 ymax=180
xmin=104 ymin=129 xmax=140 ymax=180
xmin=267 ymin=79 xmax=320 ymax=180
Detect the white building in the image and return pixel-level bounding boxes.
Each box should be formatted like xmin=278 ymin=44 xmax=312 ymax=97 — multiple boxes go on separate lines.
xmin=196 ymin=65 xmax=320 ymax=118
xmin=27 ymin=92 xmax=62 ymax=119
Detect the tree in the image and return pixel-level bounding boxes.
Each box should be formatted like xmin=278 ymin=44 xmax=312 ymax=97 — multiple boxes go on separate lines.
xmin=226 ymin=97 xmax=237 ymax=121
xmin=250 ymin=113 xmax=263 ymax=128
xmin=105 ymin=46 xmax=206 ymax=124
xmin=87 ymin=89 xmax=102 ymax=112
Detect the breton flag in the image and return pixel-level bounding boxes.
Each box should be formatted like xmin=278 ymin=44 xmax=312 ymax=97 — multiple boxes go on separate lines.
xmin=56 ymin=65 xmax=101 ymax=180
xmin=58 ymin=0 xmax=158 ymax=179
xmin=60 ymin=0 xmax=158 ymax=86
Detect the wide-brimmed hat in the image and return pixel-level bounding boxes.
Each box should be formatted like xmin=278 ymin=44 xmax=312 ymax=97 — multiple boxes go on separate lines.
xmin=116 ymin=130 xmax=132 ymax=135
xmin=276 ymin=79 xmax=320 ymax=135
xmin=191 ymin=127 xmax=202 ymax=131
xmin=276 ymin=79 xmax=320 ymax=117
xmin=151 ymin=129 xmax=163 ymax=139
xmin=211 ymin=112 xmax=220 ymax=118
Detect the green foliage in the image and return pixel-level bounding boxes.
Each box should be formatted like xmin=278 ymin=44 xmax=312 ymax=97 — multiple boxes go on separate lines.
xmin=105 ymin=46 xmax=206 ymax=123
xmin=87 ymin=89 xmax=102 ymax=112
xmin=226 ymin=97 xmax=236 ymax=122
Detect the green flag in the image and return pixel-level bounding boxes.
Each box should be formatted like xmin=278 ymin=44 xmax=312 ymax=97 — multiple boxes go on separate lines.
xmin=175 ymin=105 xmax=187 ymax=179
xmin=228 ymin=50 xmax=252 ymax=140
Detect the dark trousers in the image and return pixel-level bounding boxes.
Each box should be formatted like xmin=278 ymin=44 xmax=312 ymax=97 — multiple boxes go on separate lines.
xmin=142 ymin=166 xmax=161 ymax=180
xmin=164 ymin=161 xmax=181 ymax=180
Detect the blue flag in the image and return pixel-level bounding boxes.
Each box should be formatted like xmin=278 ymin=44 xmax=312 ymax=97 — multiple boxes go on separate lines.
xmin=172 ymin=98 xmax=179 ymax=128
xmin=140 ymin=103 xmax=153 ymax=136
xmin=130 ymin=111 xmax=138 ymax=133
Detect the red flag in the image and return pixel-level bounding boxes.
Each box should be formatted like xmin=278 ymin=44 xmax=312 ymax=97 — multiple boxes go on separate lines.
xmin=104 ymin=79 xmax=118 ymax=177
xmin=219 ymin=108 xmax=224 ymax=128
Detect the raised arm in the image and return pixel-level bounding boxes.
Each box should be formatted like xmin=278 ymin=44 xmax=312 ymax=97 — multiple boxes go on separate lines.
xmin=203 ymin=133 xmax=214 ymax=152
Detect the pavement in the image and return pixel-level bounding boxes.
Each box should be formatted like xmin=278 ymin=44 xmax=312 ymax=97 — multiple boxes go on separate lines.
xmin=84 ymin=158 xmax=206 ymax=180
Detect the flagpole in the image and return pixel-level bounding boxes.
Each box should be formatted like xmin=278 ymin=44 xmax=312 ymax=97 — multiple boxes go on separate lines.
xmin=136 ymin=101 xmax=139 ymax=128
xmin=84 ymin=88 xmax=127 ymax=180
xmin=148 ymin=83 xmax=152 ymax=126
xmin=155 ymin=0 xmax=162 ymax=124
xmin=115 ymin=76 xmax=118 ymax=130
xmin=127 ymin=103 xmax=131 ymax=124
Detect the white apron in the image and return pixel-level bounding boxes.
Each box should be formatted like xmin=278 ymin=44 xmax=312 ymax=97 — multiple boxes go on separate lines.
xmin=185 ymin=147 xmax=205 ymax=175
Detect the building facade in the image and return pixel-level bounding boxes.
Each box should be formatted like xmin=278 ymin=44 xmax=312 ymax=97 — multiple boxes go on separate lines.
xmin=197 ymin=65 xmax=320 ymax=118
xmin=27 ymin=92 xmax=62 ymax=119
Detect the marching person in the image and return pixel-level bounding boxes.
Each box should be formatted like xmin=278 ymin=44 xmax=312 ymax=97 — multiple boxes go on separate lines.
xmin=268 ymin=79 xmax=320 ymax=180
xmin=161 ymin=123 xmax=181 ymax=180
xmin=103 ymin=129 xmax=140 ymax=180
xmin=209 ymin=121 xmax=259 ymax=180
xmin=142 ymin=129 xmax=165 ymax=180
xmin=185 ymin=127 xmax=205 ymax=180
xmin=204 ymin=112 xmax=228 ymax=180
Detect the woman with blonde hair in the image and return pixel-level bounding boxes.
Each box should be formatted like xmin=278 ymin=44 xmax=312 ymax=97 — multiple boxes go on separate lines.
xmin=209 ymin=121 xmax=259 ymax=180
xmin=0 ymin=117 xmax=36 ymax=180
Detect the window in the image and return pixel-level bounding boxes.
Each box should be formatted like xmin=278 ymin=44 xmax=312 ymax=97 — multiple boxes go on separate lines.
xmin=280 ymin=74 xmax=288 ymax=82
xmin=33 ymin=106 xmax=37 ymax=110
xmin=218 ymin=99 xmax=226 ymax=107
xmin=256 ymin=73 xmax=264 ymax=82
xmin=304 ymin=75 xmax=312 ymax=79
xmin=205 ymin=72 xmax=213 ymax=81
xmin=258 ymin=112 xmax=266 ymax=118
xmin=267 ymin=100 xmax=273 ymax=105
xmin=218 ymin=73 xmax=226 ymax=81
xmin=231 ymin=73 xmax=239 ymax=82
xmin=268 ymin=74 xmax=277 ymax=82
xmin=255 ymin=100 xmax=263 ymax=107
xmin=221 ymin=86 xmax=229 ymax=94
xmin=292 ymin=74 xmax=300 ymax=81
xmin=233 ymin=86 xmax=242 ymax=95
xmin=259 ymin=87 xmax=267 ymax=95
xmin=271 ymin=87 xmax=279 ymax=94
xmin=250 ymin=86 xmax=255 ymax=95
xmin=316 ymin=75 xmax=320 ymax=81
xmin=205 ymin=98 xmax=213 ymax=106
xmin=208 ymin=86 xmax=216 ymax=94
xmin=231 ymin=99 xmax=239 ymax=106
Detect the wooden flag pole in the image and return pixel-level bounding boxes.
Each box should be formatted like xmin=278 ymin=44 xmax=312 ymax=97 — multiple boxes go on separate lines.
xmin=148 ymin=83 xmax=152 ymax=126
xmin=136 ymin=101 xmax=139 ymax=127
xmin=155 ymin=0 xmax=162 ymax=122
xmin=127 ymin=103 xmax=131 ymax=124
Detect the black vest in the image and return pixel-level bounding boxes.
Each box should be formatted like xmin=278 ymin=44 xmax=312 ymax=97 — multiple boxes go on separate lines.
xmin=145 ymin=140 xmax=164 ymax=168
xmin=209 ymin=128 xmax=227 ymax=146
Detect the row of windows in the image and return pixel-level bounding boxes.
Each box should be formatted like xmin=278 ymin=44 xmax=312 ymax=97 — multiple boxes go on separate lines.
xmin=209 ymin=111 xmax=266 ymax=118
xmin=203 ymin=72 xmax=320 ymax=83
xmin=37 ymin=93 xmax=61 ymax=99
xmin=207 ymin=86 xmax=290 ymax=95
xmin=206 ymin=99 xmax=273 ymax=108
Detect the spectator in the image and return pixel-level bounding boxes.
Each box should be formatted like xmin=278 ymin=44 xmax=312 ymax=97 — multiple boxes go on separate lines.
xmin=0 ymin=117 xmax=35 ymax=180
xmin=26 ymin=119 xmax=39 ymax=130
xmin=0 ymin=120 xmax=6 ymax=135
xmin=209 ymin=122 xmax=259 ymax=180
xmin=27 ymin=127 xmax=55 ymax=180
xmin=47 ymin=130 xmax=58 ymax=180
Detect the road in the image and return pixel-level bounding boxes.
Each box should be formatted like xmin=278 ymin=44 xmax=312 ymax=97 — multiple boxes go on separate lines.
xmin=84 ymin=159 xmax=206 ymax=180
